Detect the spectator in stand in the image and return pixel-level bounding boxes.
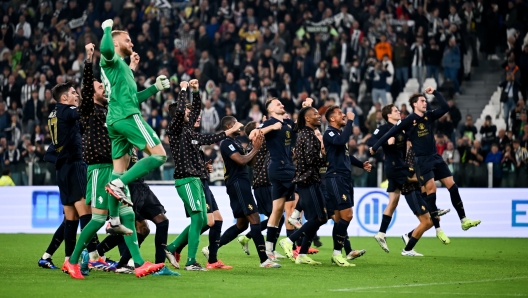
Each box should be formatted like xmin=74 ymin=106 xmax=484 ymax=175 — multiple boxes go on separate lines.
xmin=480 ymin=115 xmax=497 ymax=155
xmin=381 ymin=54 xmax=394 ymax=93
xmin=410 ymin=35 xmax=426 ymax=90
xmin=499 ymin=72 xmax=524 ymax=128
xmin=460 ymin=115 xmax=477 ymax=141
xmin=424 ymin=38 xmax=442 ymax=85
xmin=436 ymin=113 xmax=455 ymax=143
xmin=22 ymin=90 xmax=42 ymax=135
xmin=442 ymin=38 xmax=461 ymax=95
xmin=485 ymin=144 xmax=503 ymax=187
xmin=392 ymin=36 xmax=409 ymax=92
xmin=369 ymin=61 xmax=391 ymax=106
xmin=201 ymin=99 xmax=220 ymax=134
xmin=435 ymin=134 xmax=448 ymax=156
xmin=497 ymin=129 xmax=511 ymax=151
xmin=501 ymin=144 xmax=516 ymax=187
xmin=509 ymin=98 xmax=526 ymax=135
xmin=400 ymin=104 xmax=410 ymax=118
xmin=519 ymin=44 xmax=528 ymax=99
xmin=352 ymin=143 xmax=369 ymax=187
xmin=0 ymin=102 xmax=8 ymax=139
xmin=375 ymin=33 xmax=392 ymax=62
xmin=442 ymin=141 xmax=460 ymax=174
xmin=513 ymin=112 xmax=527 ymax=139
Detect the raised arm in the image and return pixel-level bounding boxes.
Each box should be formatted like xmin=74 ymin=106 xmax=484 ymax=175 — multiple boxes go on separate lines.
xmin=100 ymin=20 xmax=115 ymax=63
xmin=79 ymin=43 xmax=96 ymax=116
xmin=167 ymin=82 xmax=189 ymax=135
xmin=324 ymin=120 xmax=354 ymax=146
xmin=188 ymin=79 xmax=202 ymax=125
xmin=430 ymin=88 xmax=450 ymax=120
xmin=191 ymin=130 xmax=227 ymax=145
xmin=303 ymin=132 xmax=326 ymax=168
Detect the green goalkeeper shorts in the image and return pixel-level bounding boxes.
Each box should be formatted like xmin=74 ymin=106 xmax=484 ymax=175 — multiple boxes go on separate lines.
xmin=85 ymin=163 xmax=113 ymax=210
xmin=107 ymin=113 xmax=161 ymax=159
xmin=175 ymin=177 xmax=207 ymax=214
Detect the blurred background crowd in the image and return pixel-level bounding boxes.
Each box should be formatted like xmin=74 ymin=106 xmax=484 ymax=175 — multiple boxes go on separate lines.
xmin=0 ymin=0 xmax=527 ymax=187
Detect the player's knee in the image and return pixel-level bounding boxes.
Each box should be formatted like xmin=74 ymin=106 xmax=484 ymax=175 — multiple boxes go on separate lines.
xmin=156 ymin=218 xmax=169 ymax=228
xmin=318 ymin=217 xmax=328 ymax=224
xmin=136 ymin=221 xmax=150 ymax=236
xmin=424 ymin=216 xmax=433 ymax=229
xmin=152 ymin=154 xmax=167 ymax=164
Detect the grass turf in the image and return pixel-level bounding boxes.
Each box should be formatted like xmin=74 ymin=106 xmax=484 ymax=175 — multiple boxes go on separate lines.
xmin=0 ymin=234 xmax=527 ymax=298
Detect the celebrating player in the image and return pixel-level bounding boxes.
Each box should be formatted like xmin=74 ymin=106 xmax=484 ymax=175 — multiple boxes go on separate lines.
xmin=369 ymin=87 xmax=481 ymax=231
xmin=367 ymin=104 xmax=450 ymax=252
xmin=278 ymin=105 xmax=328 ymax=265
xmin=165 ymin=80 xmax=241 ymax=270
xmin=64 ymin=44 xmax=165 ymax=279
xmin=98 ymin=19 xmax=170 ymax=231
xmin=216 ymin=116 xmax=281 ymax=268
xmin=323 ymin=107 xmax=369 ymax=266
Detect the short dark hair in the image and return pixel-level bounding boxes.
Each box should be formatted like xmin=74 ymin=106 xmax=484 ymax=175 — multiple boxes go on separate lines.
xmin=244 ymin=121 xmax=258 ymax=136
xmin=381 ymin=104 xmax=396 ymax=122
xmin=265 ymin=98 xmax=277 ymax=111
xmin=408 ymin=93 xmax=425 ymax=110
xmin=324 ymin=105 xmax=340 ymax=122
xmin=221 ymin=116 xmax=236 ymax=130
xmin=2 ymin=168 xmax=10 ymax=176
xmin=51 ymin=81 xmax=75 ymax=102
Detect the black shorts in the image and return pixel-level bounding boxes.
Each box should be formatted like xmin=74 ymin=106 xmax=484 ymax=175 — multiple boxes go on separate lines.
xmin=57 ymin=161 xmax=86 ymax=206
xmin=268 ymin=163 xmax=296 ymax=201
xmin=129 ymin=181 xmax=166 ymax=222
xmin=226 ymin=178 xmax=259 ymax=218
xmin=201 ymin=179 xmax=219 ymax=214
xmin=386 ymin=167 xmax=414 ymax=192
xmin=325 ymin=175 xmax=354 ymax=212
xmin=287 ymin=185 xmax=298 ymax=202
xmin=404 ymin=190 xmax=429 ymax=216
xmin=415 ymin=154 xmax=452 ymax=185
xmin=297 ymin=184 xmax=327 ymax=220
xmin=254 ymin=186 xmax=273 ymax=216
xmin=319 ymin=179 xmax=332 ymax=217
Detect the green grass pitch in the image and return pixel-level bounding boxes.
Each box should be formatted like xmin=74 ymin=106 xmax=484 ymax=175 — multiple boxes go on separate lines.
xmin=1 ymin=234 xmax=527 ymax=298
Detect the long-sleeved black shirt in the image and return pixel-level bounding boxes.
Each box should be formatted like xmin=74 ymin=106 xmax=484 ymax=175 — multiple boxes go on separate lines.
xmin=367 ymin=122 xmax=407 ymax=170
xmin=292 ymin=127 xmax=327 ymax=186
xmin=250 ymin=140 xmax=272 ymax=188
xmin=168 ymin=91 xmax=226 ymax=179
xmin=323 ymin=120 xmax=364 ymax=178
xmin=372 ymin=90 xmax=449 ymax=157
xmin=79 ymin=61 xmax=112 ymax=166
xmin=47 ymin=103 xmax=82 ymax=169
xmin=189 ymin=129 xmax=228 ymax=180
xmin=259 ymin=117 xmax=295 ymax=165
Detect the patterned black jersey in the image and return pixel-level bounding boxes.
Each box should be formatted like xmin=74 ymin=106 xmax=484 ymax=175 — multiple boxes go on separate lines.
xmin=292 ymin=127 xmax=327 ymax=186
xmin=250 ymin=140 xmax=271 ymax=188
xmin=168 ymin=91 xmax=226 ymax=179
xmin=79 ymin=61 xmax=112 ymax=165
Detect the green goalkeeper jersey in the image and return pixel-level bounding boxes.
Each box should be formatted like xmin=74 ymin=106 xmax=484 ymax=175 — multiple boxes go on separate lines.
xmin=99 ymin=27 xmax=158 ymax=125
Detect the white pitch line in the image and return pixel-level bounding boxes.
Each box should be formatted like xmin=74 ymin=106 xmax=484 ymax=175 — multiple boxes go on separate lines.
xmin=330 ymin=276 xmax=528 ymax=292
xmin=350 ymin=290 xmax=528 ymax=297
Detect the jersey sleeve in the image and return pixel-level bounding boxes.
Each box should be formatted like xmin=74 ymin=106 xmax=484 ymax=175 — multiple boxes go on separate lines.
xmin=167 ymin=89 xmax=187 ymax=135
xmin=259 ymin=119 xmax=273 ymax=129
xmin=430 ymin=90 xmax=450 ymax=120
xmin=100 ymin=27 xmax=118 ymax=66
xmin=65 ymin=106 xmax=80 ymax=121
xmin=79 ymin=62 xmax=95 ymax=116
xmin=188 ymin=91 xmax=203 ymax=125
xmin=323 ymin=120 xmax=353 ymax=145
xmin=367 ymin=125 xmax=387 ymax=147
xmin=372 ymin=117 xmax=412 ymax=152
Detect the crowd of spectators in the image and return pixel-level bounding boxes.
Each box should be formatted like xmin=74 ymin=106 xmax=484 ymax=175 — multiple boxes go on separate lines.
xmin=0 ymin=0 xmax=527 ymax=188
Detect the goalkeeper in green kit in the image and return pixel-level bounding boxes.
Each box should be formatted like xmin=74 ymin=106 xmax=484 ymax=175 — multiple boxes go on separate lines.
xmin=99 ymin=19 xmax=170 ymax=231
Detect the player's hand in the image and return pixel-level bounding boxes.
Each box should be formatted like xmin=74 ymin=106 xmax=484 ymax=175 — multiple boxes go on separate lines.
xmin=388 ymin=136 xmax=395 ymax=145
xmin=189 ymin=79 xmax=199 ymax=91
xmin=155 ymin=75 xmax=170 ymax=91
xmin=271 ymin=122 xmax=282 ymax=130
xmin=249 ymin=129 xmax=258 ymax=140
xmin=346 ymin=111 xmax=355 ymax=122
xmin=180 ymin=81 xmax=189 ymax=90
xmin=363 ymin=161 xmax=372 ymax=172
xmin=101 ymin=19 xmax=114 ymax=30
xmin=262 ymin=115 xmax=267 ymax=122
xmin=129 ymin=52 xmax=140 ymax=71
xmin=369 ymin=147 xmax=376 ymax=155
xmin=232 ymin=121 xmax=244 ymax=132
xmin=252 ymin=130 xmax=264 ymax=149
xmin=424 ymin=86 xmax=434 ymax=94
xmin=85 ymin=43 xmax=95 ymax=62
xmin=302 ymin=97 xmax=313 ymax=108
xmin=206 ymin=159 xmax=213 ymax=173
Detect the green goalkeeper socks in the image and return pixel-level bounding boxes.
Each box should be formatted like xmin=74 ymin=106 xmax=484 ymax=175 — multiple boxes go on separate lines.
xmin=70 ymin=213 xmax=106 ymax=265
xmin=120 ymin=206 xmax=145 ymax=266
xmin=119 ymin=154 xmax=166 ymax=185
xmin=108 ymin=172 xmax=122 ymax=220
xmin=167 ymin=211 xmax=206 ymax=266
